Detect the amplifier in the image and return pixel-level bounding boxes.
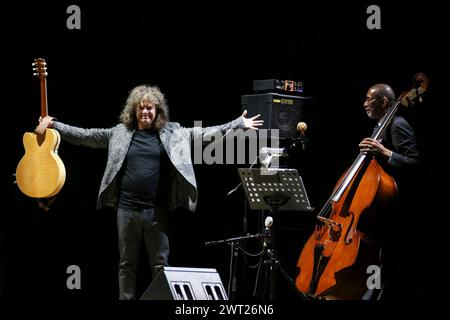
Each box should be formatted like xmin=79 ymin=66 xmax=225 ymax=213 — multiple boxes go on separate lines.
xmin=253 ymin=79 xmax=304 ymax=94
xmin=241 ymin=93 xmax=313 ymax=139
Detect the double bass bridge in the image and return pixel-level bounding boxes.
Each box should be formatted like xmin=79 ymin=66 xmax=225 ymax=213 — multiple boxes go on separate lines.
xmin=317 ymin=216 xmax=343 ymax=242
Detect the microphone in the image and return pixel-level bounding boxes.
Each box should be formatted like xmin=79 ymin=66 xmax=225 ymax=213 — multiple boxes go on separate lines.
xmin=284 ymin=122 xmax=308 ymax=153
xmin=297 ymin=121 xmax=307 ymax=136
xmin=265 ymin=216 xmax=273 ymax=228
xmin=262 ymin=216 xmax=273 ymax=247
xmin=259 ymin=122 xmax=309 ymax=167
xmin=297 ymin=122 xmax=308 ymax=151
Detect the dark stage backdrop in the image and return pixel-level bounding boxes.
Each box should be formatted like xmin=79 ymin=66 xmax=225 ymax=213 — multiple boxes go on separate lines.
xmin=1 ymin=0 xmax=448 ymax=301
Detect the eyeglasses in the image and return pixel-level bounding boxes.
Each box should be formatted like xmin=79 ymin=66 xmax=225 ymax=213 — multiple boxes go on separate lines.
xmin=364 ymin=97 xmax=381 ymax=104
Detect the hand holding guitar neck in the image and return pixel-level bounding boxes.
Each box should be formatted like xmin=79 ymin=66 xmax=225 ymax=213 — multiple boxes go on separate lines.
xmin=35 ymin=115 xmax=55 ymax=135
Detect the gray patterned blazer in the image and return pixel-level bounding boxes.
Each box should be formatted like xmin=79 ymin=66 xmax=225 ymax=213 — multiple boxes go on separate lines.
xmin=53 ymin=116 xmax=245 ymax=212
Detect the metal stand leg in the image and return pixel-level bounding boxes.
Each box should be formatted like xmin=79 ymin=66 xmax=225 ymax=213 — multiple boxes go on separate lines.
xmin=230 ymin=241 xmax=239 ymax=300
xmin=268 ymin=247 xmax=277 ymax=300
xmin=259 ymin=212 xmax=309 ymax=300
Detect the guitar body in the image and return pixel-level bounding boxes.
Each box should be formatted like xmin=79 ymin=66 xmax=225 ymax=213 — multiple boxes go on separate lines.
xmin=16 ymin=128 xmax=66 ymax=198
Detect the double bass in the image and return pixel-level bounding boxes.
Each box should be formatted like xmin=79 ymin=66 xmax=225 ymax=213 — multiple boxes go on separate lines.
xmin=295 ymin=74 xmax=428 ymax=299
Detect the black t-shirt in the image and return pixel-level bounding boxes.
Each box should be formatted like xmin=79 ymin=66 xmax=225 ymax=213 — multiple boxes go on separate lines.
xmin=118 ymin=128 xmax=167 ymax=210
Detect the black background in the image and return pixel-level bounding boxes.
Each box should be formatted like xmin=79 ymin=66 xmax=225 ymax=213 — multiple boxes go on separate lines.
xmin=1 ymin=0 xmax=448 ymax=302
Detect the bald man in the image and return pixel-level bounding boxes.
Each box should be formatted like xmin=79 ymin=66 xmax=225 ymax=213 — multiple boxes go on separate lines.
xmin=359 ymin=84 xmax=420 ymax=169
xmin=359 ymin=83 xmax=421 ymax=300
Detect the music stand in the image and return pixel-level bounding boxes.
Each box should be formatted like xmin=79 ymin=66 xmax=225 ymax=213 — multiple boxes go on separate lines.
xmin=238 ymin=168 xmax=313 ymax=299
xmin=238 ymin=168 xmax=312 ymax=212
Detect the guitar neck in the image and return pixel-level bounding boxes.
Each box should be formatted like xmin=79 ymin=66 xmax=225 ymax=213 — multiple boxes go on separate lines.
xmin=40 ymin=75 xmax=48 ymax=118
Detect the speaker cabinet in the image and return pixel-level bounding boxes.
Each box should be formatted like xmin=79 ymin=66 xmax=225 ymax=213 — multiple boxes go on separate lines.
xmin=241 ymin=93 xmax=313 ymax=139
xmin=140 ymin=267 xmax=228 ymax=300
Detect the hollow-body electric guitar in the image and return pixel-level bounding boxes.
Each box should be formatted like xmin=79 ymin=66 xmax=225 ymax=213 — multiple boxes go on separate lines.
xmin=16 ymin=58 xmax=66 ymax=198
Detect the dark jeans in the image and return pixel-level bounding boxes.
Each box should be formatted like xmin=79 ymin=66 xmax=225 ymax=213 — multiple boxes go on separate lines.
xmin=117 ymin=207 xmax=169 ymax=300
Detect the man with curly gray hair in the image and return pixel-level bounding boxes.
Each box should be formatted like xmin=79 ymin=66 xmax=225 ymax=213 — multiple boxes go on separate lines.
xmin=40 ymin=84 xmax=263 ymax=300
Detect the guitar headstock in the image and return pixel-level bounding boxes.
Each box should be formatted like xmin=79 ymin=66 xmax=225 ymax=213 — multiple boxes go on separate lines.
xmin=32 ymin=58 xmax=47 ymax=79
xmin=399 ymin=73 xmax=429 ymax=107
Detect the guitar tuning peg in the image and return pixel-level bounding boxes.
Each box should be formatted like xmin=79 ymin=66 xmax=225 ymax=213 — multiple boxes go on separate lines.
xmin=32 ymin=62 xmax=36 ymax=66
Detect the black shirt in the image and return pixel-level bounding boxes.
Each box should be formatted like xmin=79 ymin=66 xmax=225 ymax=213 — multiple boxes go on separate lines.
xmin=118 ymin=128 xmax=166 ymax=210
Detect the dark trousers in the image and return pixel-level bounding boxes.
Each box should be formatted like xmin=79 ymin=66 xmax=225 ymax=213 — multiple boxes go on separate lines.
xmin=117 ymin=207 xmax=169 ymax=300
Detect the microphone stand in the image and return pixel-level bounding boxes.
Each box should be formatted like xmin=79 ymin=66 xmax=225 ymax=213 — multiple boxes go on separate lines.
xmin=284 ymin=134 xmax=309 ymax=154
xmin=205 ymin=233 xmax=264 ymax=300
xmin=223 ymin=153 xmax=262 ymax=298
xmin=205 ymin=233 xmax=263 ymax=247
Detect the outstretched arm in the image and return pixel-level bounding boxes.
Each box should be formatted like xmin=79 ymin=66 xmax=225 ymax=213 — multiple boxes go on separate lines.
xmin=187 ymin=110 xmax=264 ymax=141
xmin=39 ymin=115 xmax=112 ymax=149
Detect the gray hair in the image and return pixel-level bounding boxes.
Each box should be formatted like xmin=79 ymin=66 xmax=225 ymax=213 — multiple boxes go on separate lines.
xmin=119 ymin=85 xmax=169 ymax=130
